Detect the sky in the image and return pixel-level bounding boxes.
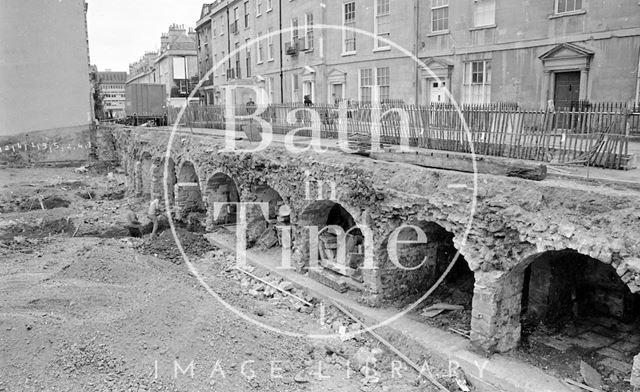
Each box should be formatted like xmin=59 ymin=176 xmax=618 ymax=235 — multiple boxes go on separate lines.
xmin=87 ymin=0 xmax=204 ymax=72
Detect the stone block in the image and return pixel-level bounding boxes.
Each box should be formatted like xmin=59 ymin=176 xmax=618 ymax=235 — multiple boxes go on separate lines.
xmin=631 ymin=354 xmax=640 ymax=388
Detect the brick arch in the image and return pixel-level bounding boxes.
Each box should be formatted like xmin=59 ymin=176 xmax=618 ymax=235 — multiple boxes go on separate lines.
xmin=471 ymin=248 xmax=640 ymax=354
xmin=204 ymin=171 xmax=241 ymax=228
xmin=175 ymin=160 xmax=206 ymax=221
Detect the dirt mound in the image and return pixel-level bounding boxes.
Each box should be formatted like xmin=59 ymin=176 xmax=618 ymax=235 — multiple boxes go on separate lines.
xmin=54 ymin=242 xmax=149 ymax=284
xmin=141 ymin=228 xmax=214 ymax=264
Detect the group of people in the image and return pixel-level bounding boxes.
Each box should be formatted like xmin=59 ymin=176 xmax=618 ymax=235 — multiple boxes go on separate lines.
xmin=125 ymin=198 xmax=161 ymax=239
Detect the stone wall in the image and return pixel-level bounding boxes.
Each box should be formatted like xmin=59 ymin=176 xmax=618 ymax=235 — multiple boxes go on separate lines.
xmin=113 ymin=127 xmax=640 ymax=353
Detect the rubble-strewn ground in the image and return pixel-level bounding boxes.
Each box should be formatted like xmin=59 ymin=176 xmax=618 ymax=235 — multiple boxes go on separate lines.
xmin=0 ymin=168 xmax=456 ymax=392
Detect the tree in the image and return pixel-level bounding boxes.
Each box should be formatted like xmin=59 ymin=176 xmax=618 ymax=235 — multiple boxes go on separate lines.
xmin=90 ymin=70 xmax=104 ymax=120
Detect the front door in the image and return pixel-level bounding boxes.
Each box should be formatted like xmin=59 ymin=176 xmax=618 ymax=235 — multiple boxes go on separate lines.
xmin=430 ymin=80 xmax=446 ymax=104
xmin=331 ymin=83 xmax=343 ymax=104
xmin=554 ymin=72 xmax=580 ymax=110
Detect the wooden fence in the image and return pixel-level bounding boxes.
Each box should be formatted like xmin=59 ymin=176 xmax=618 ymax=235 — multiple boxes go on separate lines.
xmin=168 ymin=103 xmax=634 ymax=170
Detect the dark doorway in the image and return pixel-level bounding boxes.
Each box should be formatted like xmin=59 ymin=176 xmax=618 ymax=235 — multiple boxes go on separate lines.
xmin=554 ymin=71 xmax=580 ymax=110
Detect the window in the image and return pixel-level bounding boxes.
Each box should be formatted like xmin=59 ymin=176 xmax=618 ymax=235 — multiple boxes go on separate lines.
xmin=257 ymin=33 xmax=264 ymax=63
xmin=291 ymin=74 xmax=300 ymax=102
xmin=245 ymin=38 xmax=251 ymax=77
xmin=268 ymin=77 xmax=274 ymax=103
xmin=244 ymin=2 xmax=249 ymax=28
xmin=359 ymin=68 xmax=373 ymax=102
xmin=212 ymin=20 xmax=217 ymax=37
xmin=305 ymin=13 xmax=314 ymax=50
xmin=214 ymin=54 xmax=219 ymax=79
xmin=267 ymin=0 xmax=273 ymax=11
xmin=267 ymin=28 xmax=274 ymax=60
xmin=374 ymin=0 xmax=390 ymax=49
xmin=233 ymin=7 xmax=239 ymax=33
xmin=235 ymin=42 xmax=241 ymax=79
xmin=556 ymin=0 xmax=582 ymax=13
xmin=291 ymin=17 xmax=299 ymax=46
xmin=463 ymin=60 xmax=491 ymax=104
xmin=257 ymin=0 xmax=263 ymax=16
xmin=343 ymin=2 xmax=356 ymax=54
xmin=359 ymin=67 xmax=390 ymax=102
xmin=377 ymin=67 xmax=390 ymax=101
xmin=431 ymin=0 xmax=448 ymax=32
xmin=303 ymin=81 xmax=314 ymax=103
xmin=473 ymin=0 xmax=495 ymax=27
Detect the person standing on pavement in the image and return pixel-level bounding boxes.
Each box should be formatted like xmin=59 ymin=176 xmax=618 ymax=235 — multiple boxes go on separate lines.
xmin=148 ymin=198 xmax=160 ymax=239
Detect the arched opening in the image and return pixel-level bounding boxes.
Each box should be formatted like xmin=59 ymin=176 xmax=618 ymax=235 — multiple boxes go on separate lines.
xmin=139 ymin=152 xmax=153 ymax=197
xmin=151 ymin=157 xmax=177 ymax=207
xmin=242 ymin=184 xmax=287 ymax=249
xmin=381 ymin=221 xmax=474 ymax=331
xmin=516 ymin=250 xmax=640 ymax=388
xmin=296 ymin=201 xmax=365 ymax=292
xmin=175 ymin=161 xmax=205 ymax=224
xmin=205 ymin=172 xmax=240 ymax=227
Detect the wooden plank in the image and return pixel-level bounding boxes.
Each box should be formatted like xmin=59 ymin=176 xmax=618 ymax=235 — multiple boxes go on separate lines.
xmin=370 ymin=148 xmax=547 ymax=180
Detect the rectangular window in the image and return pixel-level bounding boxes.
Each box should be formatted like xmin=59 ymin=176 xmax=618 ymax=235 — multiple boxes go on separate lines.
xmin=343 ymin=2 xmax=356 ymax=53
xmin=360 ymin=68 xmax=373 ymax=102
xmin=473 ymin=0 xmax=495 ymax=27
xmin=556 ymin=0 xmax=582 ymax=13
xmin=244 ymin=2 xmax=249 ymax=28
xmin=305 ymin=13 xmax=314 ymax=50
xmin=291 ymin=74 xmax=300 ymax=102
xmin=267 ymin=28 xmax=274 ymax=60
xmin=291 ymin=17 xmax=299 ymax=46
xmin=245 ymin=38 xmax=251 ymax=77
xmin=257 ymin=33 xmax=264 ymax=63
xmin=233 ymin=7 xmax=239 ymax=33
xmin=431 ymin=0 xmax=448 ymax=32
xmin=212 ymin=20 xmax=217 ymax=37
xmin=377 ymin=67 xmax=390 ymax=101
xmin=257 ymin=0 xmax=263 ymax=16
xmin=463 ymin=60 xmax=491 ymax=104
xmin=374 ymin=0 xmax=390 ymax=49
xmin=268 ymin=77 xmax=274 ymax=103
xmin=359 ymin=67 xmax=390 ymax=102
xmin=267 ymin=0 xmax=273 ymax=11
xmin=235 ymin=42 xmax=241 ymax=79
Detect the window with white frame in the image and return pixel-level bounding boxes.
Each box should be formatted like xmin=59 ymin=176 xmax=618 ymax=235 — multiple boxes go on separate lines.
xmin=374 ymin=0 xmax=390 ymax=49
xmin=291 ymin=74 xmax=300 ymax=102
xmin=359 ymin=67 xmax=390 ymax=102
xmin=343 ymin=2 xmax=356 ymax=54
xmin=463 ymin=60 xmax=491 ymax=104
xmin=359 ymin=68 xmax=373 ymax=102
xmin=556 ymin=0 xmax=582 ymax=13
xmin=291 ymin=17 xmax=299 ymax=47
xmin=233 ymin=7 xmax=239 ymax=33
xmin=473 ymin=0 xmax=495 ymax=27
xmin=257 ymin=0 xmax=263 ymax=16
xmin=257 ymin=33 xmax=264 ymax=63
xmin=267 ymin=0 xmax=273 ymax=11
xmin=305 ymin=12 xmax=314 ymax=50
xmin=268 ymin=77 xmax=274 ymax=103
xmin=431 ymin=0 xmax=448 ymax=32
xmin=245 ymin=38 xmax=251 ymax=77
xmin=244 ymin=1 xmax=249 ymax=28
xmin=267 ymin=28 xmax=274 ymax=60
xmin=303 ymin=81 xmax=314 ymax=103
xmin=377 ymin=67 xmax=390 ymax=101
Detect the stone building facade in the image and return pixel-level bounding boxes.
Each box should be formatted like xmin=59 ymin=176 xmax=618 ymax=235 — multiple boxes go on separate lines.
xmin=127 ymin=25 xmax=199 ymax=108
xmin=98 ymin=71 xmax=128 ymax=119
xmin=194 ymin=0 xmax=640 ymax=107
